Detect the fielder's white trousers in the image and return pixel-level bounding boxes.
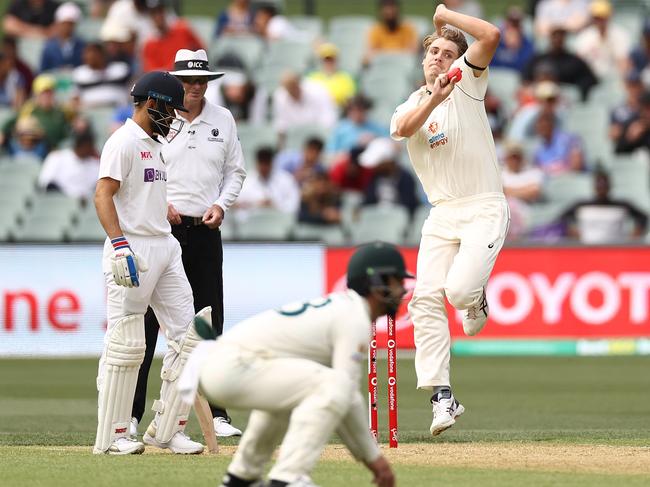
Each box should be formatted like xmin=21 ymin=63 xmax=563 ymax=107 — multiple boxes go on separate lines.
xmin=409 ymin=193 xmax=509 ymax=389
xmin=98 ymin=234 xmax=195 ymax=392
xmin=199 ymin=342 xmax=353 ymax=483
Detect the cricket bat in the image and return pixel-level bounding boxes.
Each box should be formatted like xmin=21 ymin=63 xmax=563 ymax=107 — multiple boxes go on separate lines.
xmin=194 ymin=393 xmax=219 ymax=454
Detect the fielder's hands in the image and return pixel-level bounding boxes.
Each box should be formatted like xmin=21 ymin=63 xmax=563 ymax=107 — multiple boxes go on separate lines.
xmin=202 ymin=204 xmax=224 ymax=229
xmin=110 ymin=237 xmax=148 ymax=288
xmin=367 ymin=455 xmax=395 ymax=487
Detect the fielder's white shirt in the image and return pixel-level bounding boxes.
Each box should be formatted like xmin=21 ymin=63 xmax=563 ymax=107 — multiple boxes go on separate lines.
xmin=38 ymin=148 xmax=100 ymax=198
xmin=98 ymin=118 xmax=170 ymax=236
xmin=209 ymin=289 xmax=381 ymax=463
xmin=391 ymin=55 xmax=503 ymax=204
xmin=162 ymin=100 xmax=247 ymax=217
xmin=222 ymin=290 xmax=371 ymax=380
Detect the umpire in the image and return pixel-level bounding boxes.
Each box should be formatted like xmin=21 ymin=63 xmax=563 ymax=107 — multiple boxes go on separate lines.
xmin=131 ymin=48 xmax=247 ymax=438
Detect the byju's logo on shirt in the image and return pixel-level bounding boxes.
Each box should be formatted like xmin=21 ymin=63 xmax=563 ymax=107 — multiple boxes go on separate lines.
xmin=144 ymin=168 xmax=167 ymax=182
xmin=427 ymin=121 xmax=448 ymax=149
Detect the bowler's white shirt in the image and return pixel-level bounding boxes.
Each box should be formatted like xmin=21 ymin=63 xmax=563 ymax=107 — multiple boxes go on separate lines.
xmin=39 ymin=148 xmax=100 ymax=198
xmin=272 ymin=80 xmax=337 ymax=133
xmin=98 ymin=118 xmax=170 ymax=236
xmin=162 ymin=100 xmax=247 ymax=217
xmin=391 ymin=55 xmax=502 ymax=204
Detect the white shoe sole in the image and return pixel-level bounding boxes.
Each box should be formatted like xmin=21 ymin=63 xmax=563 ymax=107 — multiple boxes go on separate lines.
xmin=216 ymin=430 xmax=242 ymax=438
xmin=430 ymin=404 xmax=465 ymax=436
xmin=430 ymin=417 xmax=455 ymax=436
xmin=143 ymin=432 xmax=204 ymax=455
xmin=93 ymin=444 xmax=145 ymax=455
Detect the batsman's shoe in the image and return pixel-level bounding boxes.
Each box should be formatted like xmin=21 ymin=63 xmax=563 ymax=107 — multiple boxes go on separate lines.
xmin=462 ymin=288 xmax=489 ymax=336
xmin=430 ymin=390 xmax=465 ymax=436
xmin=214 ymin=417 xmax=242 ymax=437
xmin=129 ymin=417 xmax=139 ymax=438
xmin=143 ymin=427 xmax=204 ymax=454
xmin=93 ymin=437 xmax=145 ymax=455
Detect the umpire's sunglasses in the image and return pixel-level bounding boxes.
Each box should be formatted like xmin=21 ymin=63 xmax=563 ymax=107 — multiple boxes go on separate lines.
xmin=178 ymin=77 xmax=209 ymax=85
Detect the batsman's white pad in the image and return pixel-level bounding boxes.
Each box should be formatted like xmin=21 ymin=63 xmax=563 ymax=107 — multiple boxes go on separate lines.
xmin=152 ymin=306 xmax=211 ymax=443
xmin=94 ymin=314 xmax=145 ymax=452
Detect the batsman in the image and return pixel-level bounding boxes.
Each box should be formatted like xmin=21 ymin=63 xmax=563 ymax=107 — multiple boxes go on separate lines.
xmin=93 ymin=71 xmax=207 ymax=455
xmin=179 ymin=242 xmax=407 ymax=487
xmin=391 ymin=4 xmax=509 ymax=435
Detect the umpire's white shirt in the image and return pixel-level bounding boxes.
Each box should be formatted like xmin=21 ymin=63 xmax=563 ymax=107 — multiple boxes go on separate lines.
xmin=390 ymin=54 xmax=502 ymax=204
xmin=162 ymin=100 xmax=246 ymax=217
xmin=98 ymin=118 xmax=170 ymax=236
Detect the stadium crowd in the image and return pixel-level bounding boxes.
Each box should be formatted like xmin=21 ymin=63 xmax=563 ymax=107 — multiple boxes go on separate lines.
xmin=1 ymin=0 xmax=649 ymax=245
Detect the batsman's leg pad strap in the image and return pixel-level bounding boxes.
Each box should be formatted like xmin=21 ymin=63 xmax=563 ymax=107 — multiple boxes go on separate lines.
xmin=95 ymin=314 xmax=145 ymax=452
xmin=153 ymin=307 xmax=211 ymax=443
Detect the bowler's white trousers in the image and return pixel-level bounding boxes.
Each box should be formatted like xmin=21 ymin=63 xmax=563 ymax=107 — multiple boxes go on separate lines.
xmin=98 ymin=234 xmax=195 ymax=396
xmin=409 ymin=193 xmax=509 ymax=389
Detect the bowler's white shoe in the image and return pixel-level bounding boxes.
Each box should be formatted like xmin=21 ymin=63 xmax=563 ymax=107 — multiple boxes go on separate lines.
xmin=430 ymin=391 xmax=465 ymax=436
xmin=93 ymin=436 xmax=145 ymax=455
xmin=214 ymin=417 xmax=242 ymax=437
xmin=143 ymin=427 xmax=204 ymax=454
xmin=129 ymin=417 xmax=138 ymax=438
xmin=462 ymin=288 xmax=489 ymax=336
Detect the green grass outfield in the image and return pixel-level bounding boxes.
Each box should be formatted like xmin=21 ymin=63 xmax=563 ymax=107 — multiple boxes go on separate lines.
xmin=1 ymin=356 xmax=650 ymax=486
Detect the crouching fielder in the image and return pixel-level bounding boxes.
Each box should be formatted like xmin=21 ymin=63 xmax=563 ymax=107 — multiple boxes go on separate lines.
xmin=93 ymin=71 xmax=205 ymax=455
xmin=391 ymin=4 xmax=509 ymax=436
xmin=180 ymin=242 xmax=405 ymax=487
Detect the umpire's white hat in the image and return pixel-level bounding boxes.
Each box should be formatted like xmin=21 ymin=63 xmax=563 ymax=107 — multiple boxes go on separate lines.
xmin=169 ymin=49 xmax=225 ymax=81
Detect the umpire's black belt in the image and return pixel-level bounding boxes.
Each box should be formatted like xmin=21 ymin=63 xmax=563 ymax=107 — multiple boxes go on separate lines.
xmin=179 ymin=215 xmax=203 ymax=226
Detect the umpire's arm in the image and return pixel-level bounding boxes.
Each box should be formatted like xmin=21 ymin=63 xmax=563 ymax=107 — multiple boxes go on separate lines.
xmin=95 ymin=177 xmax=124 ymax=239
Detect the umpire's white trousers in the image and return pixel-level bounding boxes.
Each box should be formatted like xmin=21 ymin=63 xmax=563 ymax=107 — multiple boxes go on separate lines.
xmin=199 ymin=342 xmax=354 ymax=483
xmin=98 ymin=234 xmax=195 ymax=388
xmin=409 ymin=193 xmax=509 ymax=389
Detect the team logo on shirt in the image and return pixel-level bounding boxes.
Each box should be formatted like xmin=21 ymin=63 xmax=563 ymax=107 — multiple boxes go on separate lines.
xmin=427 ymin=121 xmax=448 ymax=149
xmin=208 ymin=127 xmax=223 ymax=142
xmin=144 ymin=168 xmax=167 ymax=182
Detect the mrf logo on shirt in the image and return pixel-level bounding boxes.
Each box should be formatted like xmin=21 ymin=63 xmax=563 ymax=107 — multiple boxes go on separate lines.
xmin=144 ymin=168 xmax=167 ymax=182
xmin=428 ymin=121 xmax=448 ymax=149
xmin=140 ymin=151 xmax=153 ymax=159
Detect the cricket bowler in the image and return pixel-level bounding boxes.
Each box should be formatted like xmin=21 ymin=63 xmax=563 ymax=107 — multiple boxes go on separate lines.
xmin=179 ymin=241 xmax=407 ymax=487
xmin=390 ymin=4 xmax=509 ymax=435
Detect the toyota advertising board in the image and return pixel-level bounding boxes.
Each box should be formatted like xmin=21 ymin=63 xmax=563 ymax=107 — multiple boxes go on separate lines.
xmin=326 ymin=247 xmax=650 ymax=350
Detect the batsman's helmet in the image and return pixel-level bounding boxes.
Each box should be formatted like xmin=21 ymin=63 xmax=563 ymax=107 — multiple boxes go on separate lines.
xmin=130 ymin=71 xmax=188 ymax=112
xmin=130 ymin=71 xmax=187 ymax=141
xmin=347 ymin=241 xmax=413 ymax=297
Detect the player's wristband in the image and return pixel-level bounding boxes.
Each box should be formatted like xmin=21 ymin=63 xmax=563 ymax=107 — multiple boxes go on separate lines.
xmin=111 ymin=236 xmax=130 ymax=250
